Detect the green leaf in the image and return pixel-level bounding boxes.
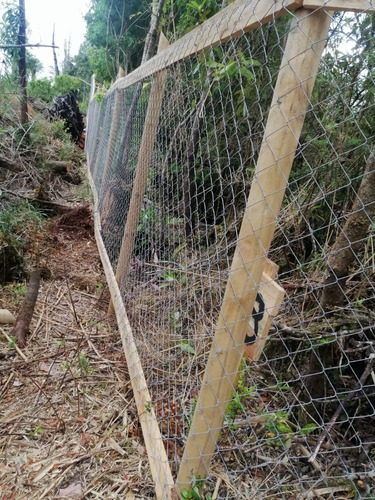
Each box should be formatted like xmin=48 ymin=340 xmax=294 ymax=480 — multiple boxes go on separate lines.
xmin=172 ymin=243 xmax=187 ymax=258
xmin=300 ymin=423 xmax=317 ymax=435
xmin=191 ymin=486 xmax=201 ymax=500
xmin=181 ymin=488 xmax=190 ymax=500
xmin=179 ymin=340 xmax=195 ymax=355
xmin=240 ymin=66 xmax=254 ymax=82
xmin=277 ymin=421 xmax=293 ymax=434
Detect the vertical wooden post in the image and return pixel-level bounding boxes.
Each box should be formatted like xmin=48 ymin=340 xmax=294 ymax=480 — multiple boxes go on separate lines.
xmin=100 ymin=79 xmax=125 ymax=188
xmin=177 ymin=7 xmax=332 ymax=491
xmin=108 ymin=33 xmax=169 ymax=314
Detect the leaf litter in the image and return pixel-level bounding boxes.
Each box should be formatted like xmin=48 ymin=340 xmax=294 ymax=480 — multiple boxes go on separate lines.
xmin=0 ymin=208 xmax=155 ymax=499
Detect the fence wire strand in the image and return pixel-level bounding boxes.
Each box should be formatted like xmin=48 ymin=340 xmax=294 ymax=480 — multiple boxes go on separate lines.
xmin=86 ymin=4 xmax=375 ymax=498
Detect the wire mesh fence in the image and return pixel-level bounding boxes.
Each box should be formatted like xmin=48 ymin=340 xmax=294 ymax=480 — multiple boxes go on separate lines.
xmin=86 ymin=1 xmax=375 ymax=498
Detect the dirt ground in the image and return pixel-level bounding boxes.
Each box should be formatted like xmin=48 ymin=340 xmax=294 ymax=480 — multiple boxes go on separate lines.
xmin=0 ymin=206 xmax=155 ymax=499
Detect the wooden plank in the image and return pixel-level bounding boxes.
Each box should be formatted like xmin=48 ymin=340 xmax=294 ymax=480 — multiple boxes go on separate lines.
xmin=244 ymin=273 xmax=285 ymax=360
xmin=303 ymin=0 xmax=375 ymax=12
xmin=177 ymin=7 xmax=332 ymax=492
xmin=109 ymin=0 xmax=303 ymax=95
xmin=87 ymin=169 xmax=176 ymax=500
xmin=244 ymin=259 xmax=285 ymax=360
xmin=108 ymin=33 xmax=169 ymax=314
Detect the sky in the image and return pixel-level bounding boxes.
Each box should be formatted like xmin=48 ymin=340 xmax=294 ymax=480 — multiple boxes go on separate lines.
xmin=21 ymin=0 xmax=90 ymax=77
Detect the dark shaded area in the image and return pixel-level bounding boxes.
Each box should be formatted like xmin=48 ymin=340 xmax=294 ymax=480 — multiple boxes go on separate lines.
xmin=50 ymin=92 xmax=85 ymax=143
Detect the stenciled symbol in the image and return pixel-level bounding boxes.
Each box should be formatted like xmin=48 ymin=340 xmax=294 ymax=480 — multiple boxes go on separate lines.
xmin=245 ymin=292 xmax=265 ymax=345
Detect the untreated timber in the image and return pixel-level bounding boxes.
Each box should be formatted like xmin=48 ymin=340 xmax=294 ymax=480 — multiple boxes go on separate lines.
xmin=177 ymin=7 xmax=332 ymax=492
xmin=303 ymin=0 xmax=375 ymax=12
xmin=108 ymin=33 xmax=169 ymax=315
xmin=109 ymin=0 xmax=303 ymax=94
xmin=87 ymin=169 xmax=176 ymax=500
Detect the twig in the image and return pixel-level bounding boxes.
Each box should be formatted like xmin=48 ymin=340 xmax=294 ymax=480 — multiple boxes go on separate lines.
xmin=0 ymin=327 xmax=28 ymax=361
xmin=65 ymin=277 xmax=80 ymax=325
xmin=309 ymin=353 xmax=375 ymax=463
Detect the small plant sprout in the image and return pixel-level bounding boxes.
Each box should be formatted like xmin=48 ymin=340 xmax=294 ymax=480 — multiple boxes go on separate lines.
xmin=30 ymin=425 xmax=43 ymax=438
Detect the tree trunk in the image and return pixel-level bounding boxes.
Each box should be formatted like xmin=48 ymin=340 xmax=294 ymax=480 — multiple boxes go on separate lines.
xmin=11 ymin=269 xmax=41 ymax=347
xmin=52 ymin=23 xmax=60 ymax=76
xmin=117 ymin=0 xmax=166 ymax=172
xmin=18 ymin=0 xmax=28 ymax=125
xmin=321 ymin=149 xmax=375 ymax=309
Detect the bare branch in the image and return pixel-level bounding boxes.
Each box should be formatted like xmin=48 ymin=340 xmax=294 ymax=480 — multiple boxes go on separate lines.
xmin=0 ymin=43 xmax=59 ymax=49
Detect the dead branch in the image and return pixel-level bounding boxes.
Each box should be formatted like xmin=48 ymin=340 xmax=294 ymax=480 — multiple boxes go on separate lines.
xmin=0 ymin=157 xmax=23 ymax=173
xmin=11 ymin=269 xmax=42 ymax=347
xmin=2 ymin=188 xmax=74 ymax=212
xmin=309 ymin=352 xmax=375 ymax=463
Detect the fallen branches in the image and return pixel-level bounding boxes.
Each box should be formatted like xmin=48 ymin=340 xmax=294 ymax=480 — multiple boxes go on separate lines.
xmin=11 ymin=269 xmax=42 ymax=347
xmin=0 ymin=157 xmax=23 ymax=173
xmin=309 ymin=352 xmax=375 ymax=463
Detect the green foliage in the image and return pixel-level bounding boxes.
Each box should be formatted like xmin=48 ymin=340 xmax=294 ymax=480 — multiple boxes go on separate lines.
xmin=27 ymin=74 xmax=87 ymax=105
xmin=83 ymin=0 xmax=151 ymax=83
xmin=170 ymin=0 xmax=221 ymax=36
xmin=179 ymin=339 xmax=195 ymax=355
xmin=28 ymin=78 xmax=54 ymax=102
xmin=181 ymin=475 xmax=212 ymax=500
xmin=53 ymin=75 xmax=82 ymax=97
xmin=144 ymin=401 xmax=152 ymax=414
xmin=0 ymin=200 xmax=43 ymax=251
xmin=0 ymin=2 xmax=20 ymax=59
xmin=0 ymin=3 xmax=42 ymax=79
xmin=79 ymin=352 xmax=90 ymax=374
xmin=226 ymin=368 xmax=256 ymax=428
xmin=29 ymin=425 xmax=43 ymax=438
xmin=7 ymin=335 xmax=17 ymax=348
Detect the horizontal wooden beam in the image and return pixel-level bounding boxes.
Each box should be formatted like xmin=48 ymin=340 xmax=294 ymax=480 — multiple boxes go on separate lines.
xmin=87 ymin=170 xmax=176 ymax=500
xmin=303 ymin=0 xmax=375 ymax=12
xmin=109 ymin=0 xmax=303 ymax=94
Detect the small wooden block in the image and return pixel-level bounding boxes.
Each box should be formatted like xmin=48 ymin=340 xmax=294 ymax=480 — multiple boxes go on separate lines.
xmin=244 ymin=262 xmax=285 ymax=361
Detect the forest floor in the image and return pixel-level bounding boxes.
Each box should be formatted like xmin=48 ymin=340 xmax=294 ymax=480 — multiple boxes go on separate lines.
xmin=0 ymin=192 xmax=154 ymax=498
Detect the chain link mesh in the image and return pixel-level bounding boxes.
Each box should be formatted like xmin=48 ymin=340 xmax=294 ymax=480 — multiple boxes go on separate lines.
xmin=86 ymin=4 xmax=375 ymax=498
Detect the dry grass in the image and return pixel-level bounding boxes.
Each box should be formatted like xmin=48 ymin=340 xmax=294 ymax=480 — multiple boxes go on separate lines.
xmin=0 ymin=219 xmax=154 ymax=500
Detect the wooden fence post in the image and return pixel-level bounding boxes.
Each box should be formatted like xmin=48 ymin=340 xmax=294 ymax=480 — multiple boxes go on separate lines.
xmin=108 ymin=32 xmax=169 ymax=314
xmin=177 ymin=7 xmax=332 ymax=491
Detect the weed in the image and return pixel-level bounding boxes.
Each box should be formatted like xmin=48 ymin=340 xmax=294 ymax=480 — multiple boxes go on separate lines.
xmin=0 ymin=200 xmax=43 ymax=249
xmin=29 ymin=425 xmax=43 ymax=438
xmin=226 ymin=367 xmax=255 ymax=428
xmin=7 ymin=336 xmax=16 ymax=348
xmin=4 ymin=282 xmax=27 ymax=296
xmin=179 ymin=339 xmax=195 ymax=355
xmin=79 ymin=352 xmax=90 ymax=374
xmin=181 ymin=475 xmax=212 ymax=500
xmin=144 ymin=401 xmax=152 ymax=414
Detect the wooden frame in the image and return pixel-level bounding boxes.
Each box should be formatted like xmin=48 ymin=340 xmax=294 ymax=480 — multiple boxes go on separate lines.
xmin=87 ymin=170 xmax=176 ymax=500
xmin=108 ymin=0 xmax=303 ymax=95
xmin=84 ymin=0 xmax=374 ymax=497
xmin=304 ymin=0 xmax=375 ymax=11
xmin=108 ymin=33 xmax=169 ymax=314
xmin=177 ymin=6 xmax=332 ymax=491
